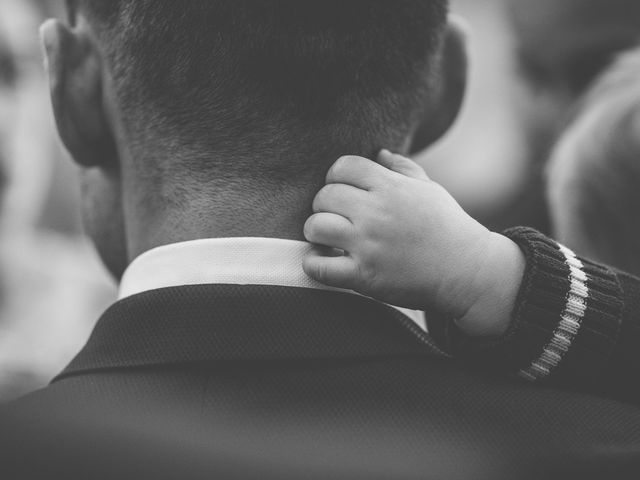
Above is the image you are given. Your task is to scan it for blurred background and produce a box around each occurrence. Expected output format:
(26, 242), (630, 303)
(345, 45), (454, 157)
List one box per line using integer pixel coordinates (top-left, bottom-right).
(1, 0), (638, 400)
(0, 0), (115, 401)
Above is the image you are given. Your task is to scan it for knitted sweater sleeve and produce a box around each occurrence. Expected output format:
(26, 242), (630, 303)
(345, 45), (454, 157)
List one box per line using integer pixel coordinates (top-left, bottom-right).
(427, 227), (640, 405)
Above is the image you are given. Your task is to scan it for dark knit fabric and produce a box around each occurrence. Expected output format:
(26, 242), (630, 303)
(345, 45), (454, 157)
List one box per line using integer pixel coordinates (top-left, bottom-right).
(428, 227), (635, 403)
(429, 228), (572, 373)
(551, 254), (624, 389)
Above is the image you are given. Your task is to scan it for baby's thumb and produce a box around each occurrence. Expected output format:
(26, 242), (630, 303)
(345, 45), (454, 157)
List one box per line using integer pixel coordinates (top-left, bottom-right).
(377, 150), (430, 180)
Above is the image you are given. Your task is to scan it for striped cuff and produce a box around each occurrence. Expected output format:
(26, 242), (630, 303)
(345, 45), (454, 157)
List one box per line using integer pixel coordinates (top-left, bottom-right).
(517, 243), (589, 381)
(429, 228), (624, 388)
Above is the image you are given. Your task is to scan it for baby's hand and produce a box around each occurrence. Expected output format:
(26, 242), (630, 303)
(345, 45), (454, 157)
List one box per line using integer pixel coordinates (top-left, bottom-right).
(303, 151), (525, 337)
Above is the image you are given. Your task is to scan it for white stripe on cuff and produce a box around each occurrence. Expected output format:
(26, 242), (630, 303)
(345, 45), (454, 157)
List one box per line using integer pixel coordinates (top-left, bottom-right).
(517, 244), (589, 382)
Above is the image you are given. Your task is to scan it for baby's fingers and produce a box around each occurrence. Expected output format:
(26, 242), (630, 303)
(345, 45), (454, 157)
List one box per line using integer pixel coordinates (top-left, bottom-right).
(304, 212), (355, 251)
(326, 155), (390, 190)
(313, 183), (367, 218)
(303, 249), (358, 290)
(377, 150), (430, 181)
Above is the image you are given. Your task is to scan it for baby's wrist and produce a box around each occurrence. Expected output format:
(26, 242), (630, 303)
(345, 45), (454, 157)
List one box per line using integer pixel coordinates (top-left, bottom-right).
(454, 233), (525, 337)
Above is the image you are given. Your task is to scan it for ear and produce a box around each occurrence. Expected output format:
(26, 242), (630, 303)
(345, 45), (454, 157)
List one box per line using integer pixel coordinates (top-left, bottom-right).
(40, 18), (118, 168)
(410, 14), (469, 155)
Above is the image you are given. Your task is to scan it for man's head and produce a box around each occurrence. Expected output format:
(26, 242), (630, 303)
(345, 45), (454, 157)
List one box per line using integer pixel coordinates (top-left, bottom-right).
(507, 0), (640, 166)
(41, 0), (465, 278)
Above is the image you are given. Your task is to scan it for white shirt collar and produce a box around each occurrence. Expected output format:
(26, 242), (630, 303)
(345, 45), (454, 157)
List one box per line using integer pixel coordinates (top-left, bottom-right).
(119, 237), (426, 330)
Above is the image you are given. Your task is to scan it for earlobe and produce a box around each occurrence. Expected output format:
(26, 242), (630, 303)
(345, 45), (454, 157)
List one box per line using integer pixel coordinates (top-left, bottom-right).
(40, 18), (117, 168)
(410, 14), (470, 155)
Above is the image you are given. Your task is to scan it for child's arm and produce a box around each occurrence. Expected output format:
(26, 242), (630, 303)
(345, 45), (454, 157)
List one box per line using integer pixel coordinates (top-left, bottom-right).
(302, 150), (526, 337)
(304, 151), (636, 405)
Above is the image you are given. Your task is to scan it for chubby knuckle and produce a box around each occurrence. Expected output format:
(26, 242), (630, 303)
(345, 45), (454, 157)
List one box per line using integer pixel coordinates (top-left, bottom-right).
(354, 238), (377, 264)
(329, 156), (351, 178)
(342, 222), (357, 242)
(368, 191), (391, 215)
(311, 190), (321, 210)
(322, 183), (340, 198)
(373, 175), (398, 195)
(313, 187), (328, 209)
(388, 156), (404, 171)
(388, 172), (406, 189)
(351, 207), (376, 234)
(316, 184), (341, 209)
(303, 215), (320, 239)
(313, 262), (329, 283)
(341, 155), (364, 165)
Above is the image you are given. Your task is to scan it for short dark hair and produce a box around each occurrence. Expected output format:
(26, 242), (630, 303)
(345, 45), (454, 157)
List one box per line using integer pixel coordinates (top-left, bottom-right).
(68, 0), (448, 180)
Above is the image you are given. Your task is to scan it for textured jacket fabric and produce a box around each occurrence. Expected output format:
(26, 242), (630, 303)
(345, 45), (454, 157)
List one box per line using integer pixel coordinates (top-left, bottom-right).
(430, 227), (640, 406)
(3, 284), (640, 479)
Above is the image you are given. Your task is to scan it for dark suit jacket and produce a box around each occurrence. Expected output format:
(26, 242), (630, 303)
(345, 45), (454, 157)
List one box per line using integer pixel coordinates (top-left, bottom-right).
(3, 284), (640, 479)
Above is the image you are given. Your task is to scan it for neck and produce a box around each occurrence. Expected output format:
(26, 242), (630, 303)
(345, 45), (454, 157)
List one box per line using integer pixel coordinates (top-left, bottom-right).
(124, 179), (321, 261)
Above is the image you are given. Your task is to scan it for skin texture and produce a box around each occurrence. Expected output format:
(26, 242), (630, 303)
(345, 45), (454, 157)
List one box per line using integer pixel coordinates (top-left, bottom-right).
(39, 11), (469, 280)
(303, 151), (525, 337)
